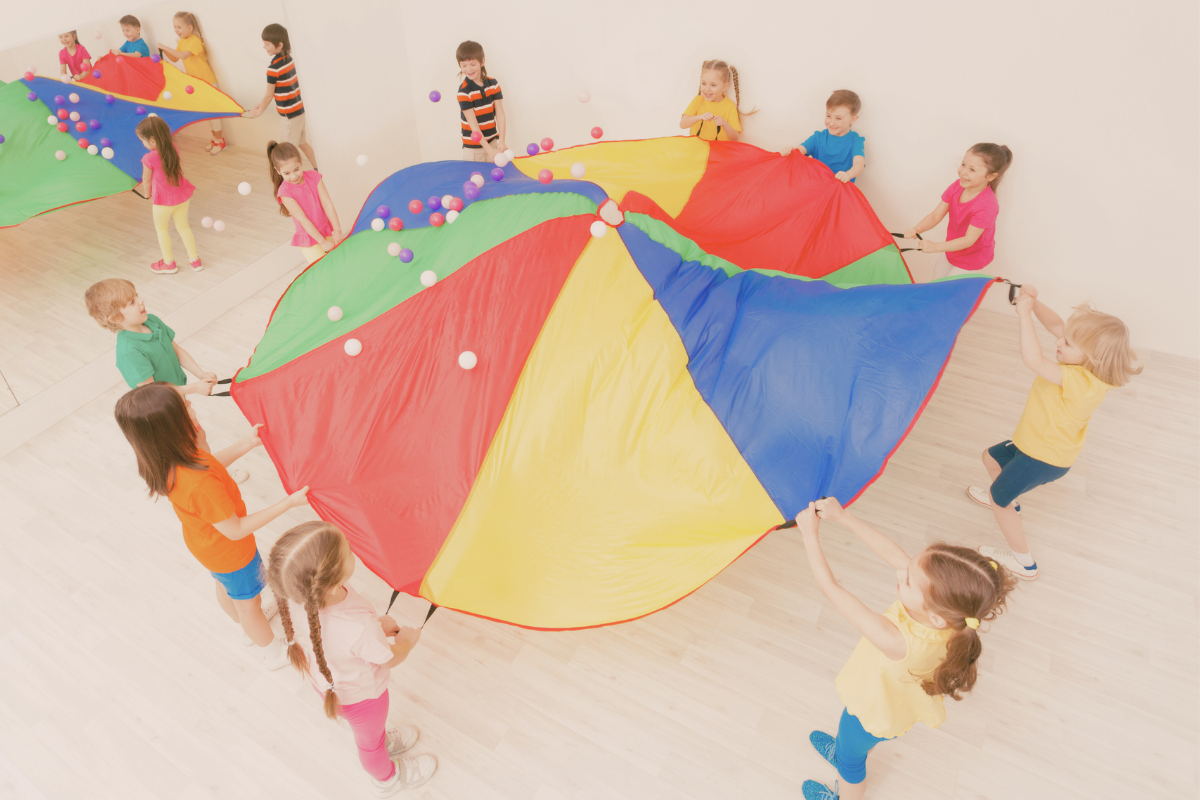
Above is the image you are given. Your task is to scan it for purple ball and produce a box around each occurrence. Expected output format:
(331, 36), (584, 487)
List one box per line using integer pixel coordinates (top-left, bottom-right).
(427, 196), (441, 211)
(54, 95), (65, 105)
(105, 94), (115, 104)
(399, 248), (414, 263)
(464, 184), (480, 201)
(150, 53), (161, 63)
(26, 92), (37, 101)
(92, 70), (101, 78)
(490, 167), (505, 182)
(0, 135), (5, 144)
(135, 106), (146, 115)
(429, 90), (441, 102)
(100, 138), (111, 147)
(88, 119), (101, 130)
(376, 205), (390, 218)
(526, 142), (540, 156)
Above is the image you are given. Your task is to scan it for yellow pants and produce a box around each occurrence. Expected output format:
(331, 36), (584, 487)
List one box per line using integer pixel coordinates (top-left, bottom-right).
(152, 200), (198, 264)
(300, 243), (326, 265)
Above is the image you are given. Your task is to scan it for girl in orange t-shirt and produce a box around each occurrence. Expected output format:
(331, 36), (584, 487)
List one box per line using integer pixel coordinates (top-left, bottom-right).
(115, 382), (310, 670)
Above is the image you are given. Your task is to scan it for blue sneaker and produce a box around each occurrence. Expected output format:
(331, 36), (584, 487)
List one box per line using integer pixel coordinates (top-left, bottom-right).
(802, 778), (839, 800)
(809, 730), (837, 769)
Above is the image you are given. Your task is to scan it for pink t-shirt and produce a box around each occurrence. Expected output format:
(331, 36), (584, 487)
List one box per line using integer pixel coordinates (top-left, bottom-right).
(276, 170), (333, 247)
(141, 150), (195, 206)
(287, 585), (393, 706)
(940, 181), (999, 271)
(59, 44), (92, 76)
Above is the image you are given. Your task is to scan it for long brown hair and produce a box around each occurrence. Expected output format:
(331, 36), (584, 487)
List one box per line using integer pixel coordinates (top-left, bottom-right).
(136, 117), (183, 187)
(968, 143), (1014, 195)
(266, 522), (349, 720)
(174, 11), (205, 41)
(455, 40), (488, 84)
(918, 544), (1017, 700)
(267, 141), (303, 217)
(699, 59), (758, 116)
(114, 383), (206, 497)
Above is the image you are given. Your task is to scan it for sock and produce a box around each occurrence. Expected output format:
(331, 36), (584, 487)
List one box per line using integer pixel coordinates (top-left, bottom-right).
(1010, 550), (1036, 568)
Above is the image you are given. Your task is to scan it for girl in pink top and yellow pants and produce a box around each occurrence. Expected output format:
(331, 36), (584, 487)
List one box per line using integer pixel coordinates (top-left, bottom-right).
(136, 117), (201, 275)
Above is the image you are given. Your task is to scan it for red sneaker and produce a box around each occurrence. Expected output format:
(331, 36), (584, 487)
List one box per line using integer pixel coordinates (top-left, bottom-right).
(190, 258), (204, 272)
(209, 139), (227, 156)
(150, 259), (178, 274)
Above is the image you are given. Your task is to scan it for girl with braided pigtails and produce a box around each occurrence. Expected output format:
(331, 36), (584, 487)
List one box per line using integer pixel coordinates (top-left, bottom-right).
(679, 59), (757, 142)
(266, 522), (438, 796)
(792, 498), (1016, 800)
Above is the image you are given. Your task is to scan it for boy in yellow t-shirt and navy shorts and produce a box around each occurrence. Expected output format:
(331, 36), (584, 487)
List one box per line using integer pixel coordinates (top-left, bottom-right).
(968, 285), (1140, 579)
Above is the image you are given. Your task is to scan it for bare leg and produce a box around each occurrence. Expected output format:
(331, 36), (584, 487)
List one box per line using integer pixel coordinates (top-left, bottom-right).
(299, 142), (318, 171)
(232, 594), (275, 647)
(214, 579), (240, 623)
(840, 780), (866, 800)
(982, 449), (1030, 552)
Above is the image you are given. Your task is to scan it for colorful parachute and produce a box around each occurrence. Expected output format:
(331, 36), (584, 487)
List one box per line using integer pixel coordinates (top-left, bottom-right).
(232, 137), (995, 629)
(0, 55), (242, 227)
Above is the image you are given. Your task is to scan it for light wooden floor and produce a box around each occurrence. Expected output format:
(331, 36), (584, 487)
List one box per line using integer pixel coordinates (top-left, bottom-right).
(0, 243), (1195, 797)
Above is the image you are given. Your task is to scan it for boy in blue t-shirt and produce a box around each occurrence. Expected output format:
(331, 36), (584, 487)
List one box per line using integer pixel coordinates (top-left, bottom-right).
(111, 15), (150, 58)
(795, 89), (866, 183)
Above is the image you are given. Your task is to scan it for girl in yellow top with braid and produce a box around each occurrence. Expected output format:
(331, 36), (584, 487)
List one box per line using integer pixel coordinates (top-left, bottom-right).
(679, 60), (755, 142)
(158, 12), (227, 154)
(795, 499), (1016, 800)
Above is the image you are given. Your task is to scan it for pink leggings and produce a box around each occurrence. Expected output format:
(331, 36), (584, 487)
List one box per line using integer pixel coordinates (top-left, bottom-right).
(340, 690), (396, 782)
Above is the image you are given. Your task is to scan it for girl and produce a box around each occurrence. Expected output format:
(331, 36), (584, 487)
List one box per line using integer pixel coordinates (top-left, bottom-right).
(136, 116), (201, 274)
(266, 522), (437, 795)
(795, 498), (1015, 800)
(456, 40), (507, 162)
(158, 12), (226, 155)
(679, 60), (755, 142)
(967, 286), (1140, 578)
(903, 143), (1013, 281)
(268, 141), (343, 265)
(58, 31), (92, 80)
(114, 383), (311, 669)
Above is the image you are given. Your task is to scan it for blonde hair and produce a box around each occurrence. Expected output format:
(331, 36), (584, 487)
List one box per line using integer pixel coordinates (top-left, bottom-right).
(1066, 304), (1142, 386)
(699, 60), (757, 116)
(173, 11), (204, 41)
(85, 278), (137, 332)
(265, 522), (349, 720)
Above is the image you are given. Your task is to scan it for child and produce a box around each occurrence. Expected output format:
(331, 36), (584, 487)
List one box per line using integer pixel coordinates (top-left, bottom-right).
(243, 25), (319, 170)
(903, 143), (1013, 280)
(967, 286), (1140, 578)
(266, 522), (438, 795)
(58, 31), (92, 80)
(796, 498), (1015, 800)
(111, 15), (150, 58)
(135, 116), (201, 274)
(679, 59), (754, 142)
(114, 383), (311, 668)
(268, 141), (342, 265)
(455, 41), (506, 162)
(792, 90), (865, 183)
(158, 12), (225, 154)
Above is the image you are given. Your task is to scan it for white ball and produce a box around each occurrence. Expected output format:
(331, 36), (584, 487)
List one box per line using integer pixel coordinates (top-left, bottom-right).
(47, 115), (56, 125)
(26, 65), (37, 75)
(55, 150), (66, 161)
(458, 351), (477, 370)
(370, 218), (386, 232)
(237, 182), (251, 196)
(68, 92), (80, 103)
(61, 75), (71, 84)
(578, 90), (591, 103)
(419, 270), (437, 287)
(147, 112), (158, 118)
(590, 220), (607, 238)
(504, 149), (515, 160)
(87, 144), (98, 155)
(570, 162), (586, 179)
(162, 91), (173, 100)
(344, 338), (362, 356)
(201, 216), (213, 228)
(101, 146), (114, 159)
(445, 210), (459, 224)
(493, 152), (509, 168)
(69, 111), (80, 122)
(387, 242), (401, 257)
(441, 194), (453, 208)
(356, 154), (368, 166)
(470, 174), (485, 188)
(213, 220), (226, 232)
(93, 31), (102, 40)
(327, 306), (343, 321)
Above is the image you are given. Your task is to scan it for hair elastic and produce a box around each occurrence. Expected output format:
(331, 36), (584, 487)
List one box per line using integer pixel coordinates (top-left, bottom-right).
(988, 561), (998, 571)
(964, 617), (980, 629)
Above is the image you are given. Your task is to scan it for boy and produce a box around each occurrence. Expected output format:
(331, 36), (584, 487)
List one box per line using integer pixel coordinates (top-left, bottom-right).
(111, 15), (150, 58)
(243, 24), (319, 170)
(795, 89), (866, 183)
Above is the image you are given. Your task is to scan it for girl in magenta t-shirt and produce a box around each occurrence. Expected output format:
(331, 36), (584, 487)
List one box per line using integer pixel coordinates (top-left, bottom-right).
(903, 143), (1013, 280)
(268, 141), (343, 265)
(135, 117), (201, 275)
(58, 31), (92, 80)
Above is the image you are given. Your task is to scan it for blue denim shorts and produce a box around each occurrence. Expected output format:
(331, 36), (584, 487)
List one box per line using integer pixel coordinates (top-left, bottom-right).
(211, 550), (266, 600)
(988, 440), (1070, 508)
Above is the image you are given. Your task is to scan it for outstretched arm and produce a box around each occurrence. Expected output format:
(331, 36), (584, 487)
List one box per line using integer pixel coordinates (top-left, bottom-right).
(213, 424), (263, 467)
(243, 86), (274, 118)
(905, 201), (949, 239)
(814, 498), (910, 569)
(1015, 289), (1064, 385)
(212, 486), (309, 541)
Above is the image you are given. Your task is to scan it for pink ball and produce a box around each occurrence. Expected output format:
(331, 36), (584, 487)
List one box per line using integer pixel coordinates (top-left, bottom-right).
(537, 169), (553, 185)
(408, 199), (423, 214)
(448, 197), (463, 212)
(78, 138), (89, 148)
(470, 131), (482, 143)
(23, 71), (34, 81)
(388, 217), (403, 231)
(75, 121), (87, 132)
(590, 127), (603, 139)
(429, 212), (445, 227)
(540, 137), (554, 152)
(185, 85), (194, 94)
(116, 57), (124, 64)
(57, 109), (68, 120)
(56, 122), (68, 132)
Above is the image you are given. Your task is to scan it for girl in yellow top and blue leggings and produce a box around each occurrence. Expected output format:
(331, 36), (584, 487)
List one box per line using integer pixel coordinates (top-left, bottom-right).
(794, 499), (1016, 800)
(968, 285), (1141, 579)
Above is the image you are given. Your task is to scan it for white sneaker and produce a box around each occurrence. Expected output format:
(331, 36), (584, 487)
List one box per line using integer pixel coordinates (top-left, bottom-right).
(966, 485), (1021, 515)
(260, 594), (278, 622)
(386, 726), (420, 757)
(229, 468), (250, 484)
(371, 755), (437, 797)
(979, 545), (1038, 580)
(258, 637), (291, 670)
